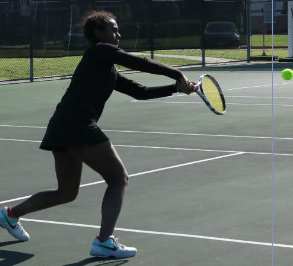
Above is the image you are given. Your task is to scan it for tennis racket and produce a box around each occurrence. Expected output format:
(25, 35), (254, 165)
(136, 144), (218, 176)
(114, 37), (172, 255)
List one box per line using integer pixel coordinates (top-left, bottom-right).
(193, 74), (226, 115)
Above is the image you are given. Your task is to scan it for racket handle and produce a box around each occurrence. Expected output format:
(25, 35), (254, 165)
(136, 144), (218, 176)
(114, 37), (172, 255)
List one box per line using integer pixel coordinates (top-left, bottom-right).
(191, 82), (199, 92)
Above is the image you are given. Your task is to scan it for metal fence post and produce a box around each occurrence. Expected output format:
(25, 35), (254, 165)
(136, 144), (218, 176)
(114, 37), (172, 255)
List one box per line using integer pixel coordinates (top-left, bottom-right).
(289, 0), (293, 57)
(202, 0), (206, 67)
(149, 0), (154, 60)
(29, 0), (34, 82)
(261, 7), (266, 56)
(246, 0), (251, 63)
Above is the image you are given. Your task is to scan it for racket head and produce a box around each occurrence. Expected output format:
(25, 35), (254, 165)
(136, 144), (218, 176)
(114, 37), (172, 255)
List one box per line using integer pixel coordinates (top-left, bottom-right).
(197, 74), (226, 115)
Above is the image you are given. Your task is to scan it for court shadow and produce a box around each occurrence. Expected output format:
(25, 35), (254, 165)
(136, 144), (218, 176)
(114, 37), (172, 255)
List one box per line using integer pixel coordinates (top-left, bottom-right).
(0, 240), (34, 266)
(0, 250), (34, 266)
(0, 240), (22, 248)
(62, 258), (128, 266)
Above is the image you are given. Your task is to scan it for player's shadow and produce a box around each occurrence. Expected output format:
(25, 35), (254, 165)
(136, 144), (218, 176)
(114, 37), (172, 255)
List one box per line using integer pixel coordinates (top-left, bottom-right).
(0, 240), (34, 266)
(62, 258), (128, 266)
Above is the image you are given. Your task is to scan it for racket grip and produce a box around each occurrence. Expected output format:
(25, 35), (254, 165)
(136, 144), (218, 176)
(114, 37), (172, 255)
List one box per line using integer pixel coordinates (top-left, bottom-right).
(191, 82), (199, 92)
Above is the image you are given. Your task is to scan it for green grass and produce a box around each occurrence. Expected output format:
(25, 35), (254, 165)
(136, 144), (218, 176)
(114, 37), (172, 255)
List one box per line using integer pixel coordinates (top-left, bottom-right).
(0, 57), (82, 80)
(156, 48), (288, 60)
(121, 34), (288, 49)
(0, 58), (30, 80)
(251, 34), (288, 47)
(0, 55), (198, 81)
(117, 55), (199, 71)
(155, 34), (289, 59)
(120, 36), (201, 50)
(0, 34), (290, 81)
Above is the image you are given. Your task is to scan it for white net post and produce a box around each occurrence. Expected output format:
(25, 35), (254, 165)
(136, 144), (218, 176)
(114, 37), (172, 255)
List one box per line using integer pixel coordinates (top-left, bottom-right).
(289, 0), (293, 57)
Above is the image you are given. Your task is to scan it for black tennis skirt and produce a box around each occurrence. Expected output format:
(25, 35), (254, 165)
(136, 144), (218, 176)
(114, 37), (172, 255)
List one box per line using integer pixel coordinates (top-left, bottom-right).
(40, 112), (109, 152)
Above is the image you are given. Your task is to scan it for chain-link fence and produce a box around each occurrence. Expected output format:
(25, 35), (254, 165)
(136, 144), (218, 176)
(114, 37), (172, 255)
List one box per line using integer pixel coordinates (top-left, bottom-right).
(248, 0), (292, 61)
(0, 0), (291, 83)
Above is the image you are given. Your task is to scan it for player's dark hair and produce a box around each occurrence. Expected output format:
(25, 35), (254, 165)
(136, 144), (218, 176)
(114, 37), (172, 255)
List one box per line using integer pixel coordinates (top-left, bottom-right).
(83, 11), (116, 44)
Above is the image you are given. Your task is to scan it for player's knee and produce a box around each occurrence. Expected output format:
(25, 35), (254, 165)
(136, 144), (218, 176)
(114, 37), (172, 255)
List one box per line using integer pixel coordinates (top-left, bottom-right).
(116, 173), (129, 188)
(122, 173), (129, 187)
(108, 172), (129, 188)
(120, 168), (129, 187)
(57, 189), (78, 204)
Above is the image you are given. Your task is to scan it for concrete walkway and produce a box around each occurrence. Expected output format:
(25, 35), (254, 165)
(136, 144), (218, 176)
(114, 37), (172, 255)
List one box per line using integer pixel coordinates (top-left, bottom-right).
(132, 52), (232, 64)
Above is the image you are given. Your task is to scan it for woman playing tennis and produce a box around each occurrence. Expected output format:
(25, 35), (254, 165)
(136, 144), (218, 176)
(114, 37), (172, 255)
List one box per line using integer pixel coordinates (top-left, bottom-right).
(0, 11), (195, 258)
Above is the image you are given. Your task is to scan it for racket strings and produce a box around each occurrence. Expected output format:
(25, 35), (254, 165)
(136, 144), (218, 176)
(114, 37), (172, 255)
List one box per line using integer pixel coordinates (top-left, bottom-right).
(202, 78), (225, 113)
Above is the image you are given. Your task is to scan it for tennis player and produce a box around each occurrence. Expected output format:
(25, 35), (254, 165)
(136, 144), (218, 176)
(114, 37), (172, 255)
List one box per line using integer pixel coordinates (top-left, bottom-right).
(0, 11), (195, 258)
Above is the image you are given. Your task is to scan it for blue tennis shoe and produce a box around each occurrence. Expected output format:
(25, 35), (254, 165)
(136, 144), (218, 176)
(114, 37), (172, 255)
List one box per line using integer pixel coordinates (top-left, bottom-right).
(90, 235), (137, 258)
(0, 207), (30, 241)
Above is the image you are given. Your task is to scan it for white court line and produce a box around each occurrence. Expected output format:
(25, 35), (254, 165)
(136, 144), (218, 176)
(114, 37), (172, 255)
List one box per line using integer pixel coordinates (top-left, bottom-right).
(0, 152), (243, 205)
(0, 125), (46, 129)
(0, 138), (292, 156)
(162, 82), (293, 94)
(227, 102), (293, 107)
(128, 152), (243, 177)
(131, 100), (293, 107)
(104, 130), (293, 141)
(20, 218), (293, 249)
(114, 144), (293, 157)
(0, 138), (41, 143)
(171, 94), (293, 99)
(227, 82), (293, 91)
(225, 96), (293, 99)
(1, 125), (292, 140)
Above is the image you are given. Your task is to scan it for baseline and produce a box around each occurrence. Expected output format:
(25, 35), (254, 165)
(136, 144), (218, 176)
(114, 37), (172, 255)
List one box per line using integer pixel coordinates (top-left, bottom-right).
(131, 99), (293, 107)
(0, 125), (292, 140)
(20, 217), (293, 250)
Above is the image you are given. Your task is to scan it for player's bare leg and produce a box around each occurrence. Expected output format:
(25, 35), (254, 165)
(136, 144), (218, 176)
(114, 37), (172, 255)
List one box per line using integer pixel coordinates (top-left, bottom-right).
(69, 141), (137, 258)
(1, 151), (83, 241)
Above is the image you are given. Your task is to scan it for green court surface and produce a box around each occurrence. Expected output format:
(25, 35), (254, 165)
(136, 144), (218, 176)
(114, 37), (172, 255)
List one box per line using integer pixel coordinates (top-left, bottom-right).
(1, 67), (293, 266)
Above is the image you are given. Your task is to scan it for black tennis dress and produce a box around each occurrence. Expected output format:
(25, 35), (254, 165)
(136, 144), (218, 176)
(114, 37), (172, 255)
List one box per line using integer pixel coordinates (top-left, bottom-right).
(40, 43), (182, 151)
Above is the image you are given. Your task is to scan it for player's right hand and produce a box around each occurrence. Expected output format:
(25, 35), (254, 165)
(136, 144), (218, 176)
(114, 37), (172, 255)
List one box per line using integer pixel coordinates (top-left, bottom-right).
(176, 74), (196, 95)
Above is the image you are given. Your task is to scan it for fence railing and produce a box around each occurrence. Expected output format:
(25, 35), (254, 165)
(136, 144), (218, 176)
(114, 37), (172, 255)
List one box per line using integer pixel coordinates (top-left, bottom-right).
(248, 0), (292, 61)
(0, 0), (291, 83)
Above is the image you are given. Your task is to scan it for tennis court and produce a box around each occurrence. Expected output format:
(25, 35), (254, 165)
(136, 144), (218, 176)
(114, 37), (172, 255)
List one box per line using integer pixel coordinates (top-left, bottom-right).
(1, 65), (293, 266)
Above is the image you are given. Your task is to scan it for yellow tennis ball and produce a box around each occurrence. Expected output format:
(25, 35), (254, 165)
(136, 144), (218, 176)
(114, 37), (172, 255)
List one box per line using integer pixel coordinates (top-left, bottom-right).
(282, 69), (293, 80)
